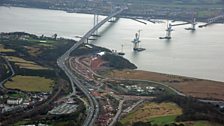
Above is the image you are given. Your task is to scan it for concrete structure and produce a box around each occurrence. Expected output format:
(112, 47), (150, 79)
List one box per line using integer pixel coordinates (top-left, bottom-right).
(57, 7), (127, 126)
(49, 103), (78, 115)
(7, 98), (23, 105)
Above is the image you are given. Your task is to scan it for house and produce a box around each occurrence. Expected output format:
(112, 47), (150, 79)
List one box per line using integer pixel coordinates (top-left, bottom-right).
(7, 98), (23, 105)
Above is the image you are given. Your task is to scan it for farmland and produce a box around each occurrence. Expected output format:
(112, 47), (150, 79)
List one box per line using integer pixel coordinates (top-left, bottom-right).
(0, 44), (15, 52)
(120, 102), (182, 126)
(4, 75), (54, 92)
(6, 56), (47, 70)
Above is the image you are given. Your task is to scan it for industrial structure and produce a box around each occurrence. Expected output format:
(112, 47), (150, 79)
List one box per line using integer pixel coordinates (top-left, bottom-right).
(93, 13), (99, 36)
(160, 18), (197, 39)
(57, 7), (127, 126)
(185, 18), (197, 30)
(132, 30), (145, 51)
(159, 21), (174, 39)
(199, 14), (224, 28)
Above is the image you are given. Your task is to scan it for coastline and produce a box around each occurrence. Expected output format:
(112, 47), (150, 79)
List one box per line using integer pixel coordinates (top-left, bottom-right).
(70, 43), (224, 101)
(106, 69), (224, 101)
(0, 5), (219, 23)
(1, 9), (224, 100)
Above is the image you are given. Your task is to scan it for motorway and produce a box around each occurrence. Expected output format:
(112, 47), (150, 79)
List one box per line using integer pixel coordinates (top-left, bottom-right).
(57, 7), (127, 126)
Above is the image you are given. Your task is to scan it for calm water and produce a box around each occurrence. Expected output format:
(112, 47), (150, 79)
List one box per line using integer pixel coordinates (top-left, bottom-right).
(0, 7), (224, 82)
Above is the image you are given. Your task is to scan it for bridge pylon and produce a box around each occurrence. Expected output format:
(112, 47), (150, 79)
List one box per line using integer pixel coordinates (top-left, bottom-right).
(108, 4), (116, 22)
(93, 13), (99, 36)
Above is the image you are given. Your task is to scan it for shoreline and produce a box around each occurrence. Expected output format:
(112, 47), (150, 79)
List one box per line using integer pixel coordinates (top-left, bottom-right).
(69, 43), (224, 100)
(107, 69), (224, 100)
(68, 42), (224, 101)
(1, 5), (223, 24)
(1, 31), (224, 101)
(0, 8), (223, 82)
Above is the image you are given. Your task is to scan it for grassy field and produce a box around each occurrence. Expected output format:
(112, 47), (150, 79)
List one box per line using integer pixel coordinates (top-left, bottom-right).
(15, 62), (47, 70)
(23, 46), (41, 56)
(28, 38), (55, 43)
(7, 92), (27, 99)
(183, 121), (223, 126)
(120, 102), (182, 126)
(6, 56), (47, 70)
(149, 115), (177, 125)
(0, 44), (15, 52)
(106, 70), (224, 100)
(7, 56), (36, 64)
(5, 75), (54, 92)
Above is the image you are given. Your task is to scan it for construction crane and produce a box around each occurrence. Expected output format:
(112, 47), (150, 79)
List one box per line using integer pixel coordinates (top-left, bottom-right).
(185, 18), (197, 30)
(159, 18), (197, 39)
(131, 30), (145, 51)
(159, 21), (174, 39)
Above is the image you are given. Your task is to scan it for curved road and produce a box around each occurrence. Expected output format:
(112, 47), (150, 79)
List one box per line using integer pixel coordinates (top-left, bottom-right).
(57, 7), (127, 126)
(0, 56), (15, 90)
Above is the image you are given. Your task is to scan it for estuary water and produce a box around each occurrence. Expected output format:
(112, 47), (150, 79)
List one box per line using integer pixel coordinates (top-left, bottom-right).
(0, 6), (224, 82)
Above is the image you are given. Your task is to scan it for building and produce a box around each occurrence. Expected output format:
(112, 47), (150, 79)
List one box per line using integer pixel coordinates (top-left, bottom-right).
(7, 98), (23, 105)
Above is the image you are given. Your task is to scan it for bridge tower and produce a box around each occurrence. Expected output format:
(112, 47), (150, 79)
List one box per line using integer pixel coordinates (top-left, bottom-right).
(192, 18), (197, 30)
(93, 13), (99, 35)
(159, 21), (173, 40)
(92, 0), (100, 36)
(108, 3), (116, 22)
(165, 23), (173, 39)
(132, 30), (141, 50)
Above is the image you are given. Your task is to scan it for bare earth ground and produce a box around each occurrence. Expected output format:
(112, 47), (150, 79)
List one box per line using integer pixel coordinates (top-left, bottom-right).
(106, 70), (224, 100)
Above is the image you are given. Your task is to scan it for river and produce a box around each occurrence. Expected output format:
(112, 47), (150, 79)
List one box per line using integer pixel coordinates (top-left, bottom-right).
(0, 6), (224, 82)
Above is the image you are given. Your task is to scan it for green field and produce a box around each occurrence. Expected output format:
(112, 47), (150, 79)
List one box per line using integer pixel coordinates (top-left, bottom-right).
(121, 103), (222, 126)
(28, 38), (56, 44)
(7, 92), (27, 99)
(5, 75), (54, 92)
(150, 115), (177, 125)
(183, 121), (223, 126)
(121, 102), (182, 126)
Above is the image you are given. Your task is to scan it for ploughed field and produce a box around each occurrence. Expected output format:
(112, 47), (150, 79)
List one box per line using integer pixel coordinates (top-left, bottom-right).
(6, 56), (47, 70)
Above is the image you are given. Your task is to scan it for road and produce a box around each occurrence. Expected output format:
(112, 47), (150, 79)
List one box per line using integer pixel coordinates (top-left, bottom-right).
(58, 57), (99, 126)
(123, 99), (144, 113)
(109, 99), (124, 126)
(112, 78), (186, 97)
(0, 56), (15, 90)
(57, 7), (127, 126)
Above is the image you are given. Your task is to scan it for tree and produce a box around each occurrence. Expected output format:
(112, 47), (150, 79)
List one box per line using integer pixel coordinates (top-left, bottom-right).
(132, 121), (151, 126)
(52, 33), (57, 40)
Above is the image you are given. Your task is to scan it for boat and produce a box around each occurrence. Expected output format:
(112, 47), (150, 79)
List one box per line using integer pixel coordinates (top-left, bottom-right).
(118, 52), (125, 55)
(185, 28), (196, 30)
(133, 48), (146, 52)
(91, 34), (101, 37)
(118, 44), (125, 56)
(159, 36), (171, 39)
